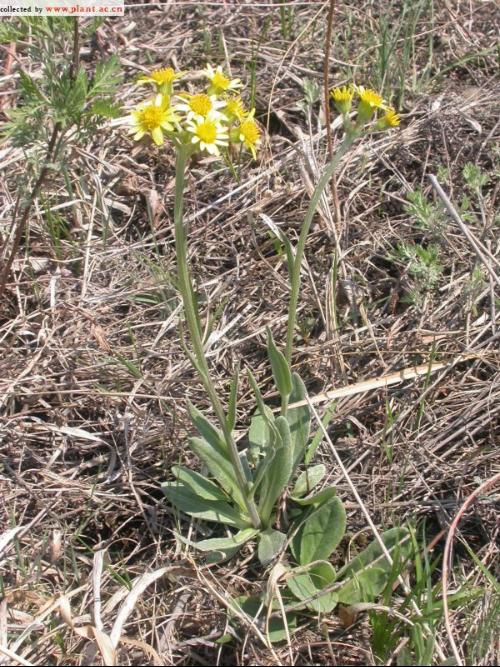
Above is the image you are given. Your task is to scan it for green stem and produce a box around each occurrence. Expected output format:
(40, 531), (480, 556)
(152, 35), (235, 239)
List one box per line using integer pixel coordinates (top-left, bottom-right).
(173, 147), (261, 529)
(283, 135), (354, 388)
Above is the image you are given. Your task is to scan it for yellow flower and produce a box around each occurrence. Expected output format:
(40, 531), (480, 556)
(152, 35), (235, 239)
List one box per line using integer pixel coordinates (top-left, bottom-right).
(177, 93), (226, 121)
(129, 94), (178, 146)
(237, 109), (260, 159)
(186, 112), (229, 155)
(376, 107), (401, 130)
(355, 85), (386, 123)
(138, 67), (184, 94)
(330, 86), (353, 114)
(203, 64), (241, 94)
(224, 95), (247, 121)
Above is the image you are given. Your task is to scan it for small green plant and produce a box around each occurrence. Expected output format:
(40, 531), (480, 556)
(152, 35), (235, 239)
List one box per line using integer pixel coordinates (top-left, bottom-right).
(0, 17), (121, 295)
(391, 241), (443, 305)
(405, 189), (446, 235)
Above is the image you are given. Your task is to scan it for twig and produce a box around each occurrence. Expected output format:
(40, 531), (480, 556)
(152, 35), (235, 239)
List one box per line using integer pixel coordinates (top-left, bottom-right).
(441, 472), (500, 666)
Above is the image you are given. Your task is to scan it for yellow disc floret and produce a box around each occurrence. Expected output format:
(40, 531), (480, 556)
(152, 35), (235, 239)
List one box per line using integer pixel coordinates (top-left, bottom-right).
(355, 85), (386, 124)
(225, 95), (247, 121)
(129, 94), (178, 146)
(330, 86), (353, 114)
(188, 94), (213, 117)
(186, 112), (229, 156)
(383, 108), (400, 127)
(237, 110), (260, 159)
(196, 119), (217, 144)
(203, 64), (241, 94)
(138, 67), (184, 94)
(376, 107), (401, 131)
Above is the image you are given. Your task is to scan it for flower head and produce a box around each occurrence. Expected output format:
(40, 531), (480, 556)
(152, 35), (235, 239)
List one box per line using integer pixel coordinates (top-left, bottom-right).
(376, 107), (401, 130)
(129, 94), (178, 146)
(236, 109), (260, 159)
(177, 93), (226, 121)
(355, 85), (386, 123)
(186, 112), (229, 155)
(138, 67), (184, 94)
(330, 86), (354, 114)
(224, 95), (247, 121)
(203, 64), (241, 94)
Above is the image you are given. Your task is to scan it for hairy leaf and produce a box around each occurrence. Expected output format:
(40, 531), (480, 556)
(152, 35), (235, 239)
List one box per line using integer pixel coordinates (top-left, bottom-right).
(258, 529), (287, 566)
(287, 373), (310, 467)
(292, 496), (346, 565)
(266, 328), (292, 398)
(162, 481), (250, 529)
(287, 562), (338, 613)
(292, 464), (326, 497)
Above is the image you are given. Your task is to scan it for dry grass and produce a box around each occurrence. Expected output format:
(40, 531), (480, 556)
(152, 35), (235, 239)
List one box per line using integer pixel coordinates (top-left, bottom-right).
(1, 1), (499, 665)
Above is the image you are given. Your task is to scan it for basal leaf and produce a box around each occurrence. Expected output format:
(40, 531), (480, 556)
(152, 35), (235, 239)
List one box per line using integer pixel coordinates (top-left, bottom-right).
(188, 436), (246, 510)
(188, 402), (227, 456)
(287, 373), (311, 467)
(292, 496), (346, 565)
(161, 481), (250, 529)
(189, 528), (259, 552)
(171, 465), (228, 502)
(287, 561), (338, 613)
(258, 529), (287, 566)
(257, 417), (293, 524)
(292, 464), (326, 497)
(337, 527), (411, 580)
(336, 566), (388, 605)
(290, 486), (337, 507)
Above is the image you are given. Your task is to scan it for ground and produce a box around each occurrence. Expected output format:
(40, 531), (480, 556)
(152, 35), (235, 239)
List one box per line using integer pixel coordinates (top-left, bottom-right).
(0, 1), (499, 665)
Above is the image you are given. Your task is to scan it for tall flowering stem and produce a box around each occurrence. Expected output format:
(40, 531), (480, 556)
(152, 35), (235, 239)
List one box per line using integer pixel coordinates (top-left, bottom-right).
(282, 134), (354, 413)
(173, 146), (261, 529)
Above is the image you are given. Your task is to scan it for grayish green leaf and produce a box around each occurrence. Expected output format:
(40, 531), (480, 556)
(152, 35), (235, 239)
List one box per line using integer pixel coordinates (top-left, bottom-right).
(292, 464), (326, 497)
(188, 436), (246, 510)
(188, 403), (227, 456)
(257, 417), (293, 524)
(287, 562), (338, 613)
(161, 481), (249, 528)
(258, 529), (287, 566)
(266, 328), (292, 398)
(287, 373), (311, 467)
(292, 496), (346, 565)
(171, 465), (228, 502)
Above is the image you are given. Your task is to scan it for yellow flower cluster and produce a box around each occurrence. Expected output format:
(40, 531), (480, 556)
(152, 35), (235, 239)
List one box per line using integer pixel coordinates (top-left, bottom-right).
(129, 64), (261, 158)
(330, 84), (400, 131)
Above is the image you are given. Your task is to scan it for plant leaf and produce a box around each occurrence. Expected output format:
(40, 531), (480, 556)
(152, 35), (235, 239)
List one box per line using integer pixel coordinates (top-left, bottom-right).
(188, 402), (227, 456)
(171, 465), (228, 502)
(161, 481), (250, 529)
(287, 373), (311, 467)
(248, 405), (274, 463)
(292, 496), (346, 565)
(226, 363), (240, 432)
(266, 328), (292, 398)
(292, 464), (326, 497)
(257, 417), (293, 524)
(287, 562), (338, 613)
(188, 528), (259, 552)
(258, 529), (287, 566)
(336, 527), (411, 580)
(336, 566), (388, 605)
(188, 436), (246, 510)
(290, 486), (337, 506)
